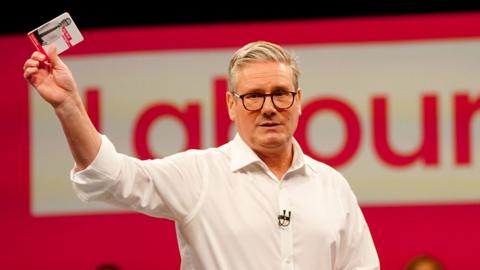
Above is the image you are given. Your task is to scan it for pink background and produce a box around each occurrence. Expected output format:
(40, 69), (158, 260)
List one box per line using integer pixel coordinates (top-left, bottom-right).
(2, 12), (480, 269)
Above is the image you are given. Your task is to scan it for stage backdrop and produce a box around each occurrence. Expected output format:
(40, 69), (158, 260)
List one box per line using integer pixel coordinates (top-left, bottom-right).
(1, 12), (479, 269)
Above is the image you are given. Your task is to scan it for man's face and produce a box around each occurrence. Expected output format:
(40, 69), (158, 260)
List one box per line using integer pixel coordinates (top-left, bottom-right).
(227, 61), (302, 154)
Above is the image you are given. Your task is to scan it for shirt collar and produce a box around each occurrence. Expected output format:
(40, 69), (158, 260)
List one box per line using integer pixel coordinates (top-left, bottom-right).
(290, 137), (306, 172)
(229, 133), (306, 173)
(229, 134), (262, 172)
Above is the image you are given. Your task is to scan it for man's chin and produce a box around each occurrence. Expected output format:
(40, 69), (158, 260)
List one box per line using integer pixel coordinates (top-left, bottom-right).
(258, 135), (288, 149)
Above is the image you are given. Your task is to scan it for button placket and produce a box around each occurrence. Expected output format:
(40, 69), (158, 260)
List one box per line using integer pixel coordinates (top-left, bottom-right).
(278, 183), (294, 270)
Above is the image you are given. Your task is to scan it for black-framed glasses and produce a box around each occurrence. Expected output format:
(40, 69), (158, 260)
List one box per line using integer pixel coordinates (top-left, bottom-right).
(233, 91), (297, 111)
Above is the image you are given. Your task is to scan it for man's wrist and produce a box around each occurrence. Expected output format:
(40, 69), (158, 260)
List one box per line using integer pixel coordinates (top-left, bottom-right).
(53, 93), (84, 117)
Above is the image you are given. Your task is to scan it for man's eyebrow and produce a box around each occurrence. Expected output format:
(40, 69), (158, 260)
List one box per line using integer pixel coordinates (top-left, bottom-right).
(242, 85), (291, 93)
(272, 86), (291, 91)
(241, 88), (265, 94)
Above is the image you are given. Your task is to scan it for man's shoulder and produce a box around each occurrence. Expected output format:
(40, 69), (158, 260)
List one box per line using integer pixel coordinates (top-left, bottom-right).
(302, 154), (341, 176)
(302, 154), (355, 194)
(167, 143), (230, 161)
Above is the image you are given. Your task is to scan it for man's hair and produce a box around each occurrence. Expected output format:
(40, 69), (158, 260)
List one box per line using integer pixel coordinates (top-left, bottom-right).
(405, 255), (444, 270)
(227, 41), (300, 93)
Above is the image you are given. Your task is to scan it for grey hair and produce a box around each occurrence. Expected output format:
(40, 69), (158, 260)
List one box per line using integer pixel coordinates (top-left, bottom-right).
(227, 41), (300, 93)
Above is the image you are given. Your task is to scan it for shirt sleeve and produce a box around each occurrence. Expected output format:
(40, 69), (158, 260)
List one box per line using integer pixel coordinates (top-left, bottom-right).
(70, 134), (204, 222)
(335, 172), (380, 270)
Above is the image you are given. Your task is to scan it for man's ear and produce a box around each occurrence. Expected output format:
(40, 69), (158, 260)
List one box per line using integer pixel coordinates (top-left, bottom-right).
(226, 91), (236, 120)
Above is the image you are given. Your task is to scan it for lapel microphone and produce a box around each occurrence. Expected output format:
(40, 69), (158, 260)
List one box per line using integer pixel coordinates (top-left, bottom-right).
(278, 209), (291, 227)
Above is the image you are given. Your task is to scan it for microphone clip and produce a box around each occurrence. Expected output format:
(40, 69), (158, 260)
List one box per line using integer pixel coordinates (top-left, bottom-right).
(278, 210), (291, 227)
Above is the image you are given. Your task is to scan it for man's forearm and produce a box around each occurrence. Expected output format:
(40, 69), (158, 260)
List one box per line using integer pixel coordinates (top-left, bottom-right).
(54, 94), (101, 172)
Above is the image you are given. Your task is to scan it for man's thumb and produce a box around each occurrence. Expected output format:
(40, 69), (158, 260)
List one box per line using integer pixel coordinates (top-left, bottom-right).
(47, 44), (65, 67)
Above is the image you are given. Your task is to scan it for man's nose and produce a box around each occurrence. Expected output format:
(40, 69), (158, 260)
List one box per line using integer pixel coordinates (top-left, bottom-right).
(261, 95), (277, 113)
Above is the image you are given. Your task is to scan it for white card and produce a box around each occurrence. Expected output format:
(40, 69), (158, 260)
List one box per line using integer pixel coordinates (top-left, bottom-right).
(27, 12), (84, 55)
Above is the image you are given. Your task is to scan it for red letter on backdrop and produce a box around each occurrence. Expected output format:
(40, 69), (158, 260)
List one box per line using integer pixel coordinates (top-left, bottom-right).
(214, 78), (233, 146)
(455, 92), (480, 165)
(372, 95), (438, 167)
(85, 88), (101, 132)
(296, 97), (361, 167)
(133, 103), (201, 160)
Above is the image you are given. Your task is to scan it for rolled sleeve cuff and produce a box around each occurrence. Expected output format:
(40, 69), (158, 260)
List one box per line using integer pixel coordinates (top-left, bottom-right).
(70, 134), (121, 201)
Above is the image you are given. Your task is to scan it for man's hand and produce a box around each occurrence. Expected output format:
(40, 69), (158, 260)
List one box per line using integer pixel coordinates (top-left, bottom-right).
(23, 45), (78, 108)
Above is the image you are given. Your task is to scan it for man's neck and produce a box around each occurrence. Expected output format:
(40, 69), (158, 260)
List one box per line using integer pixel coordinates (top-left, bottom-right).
(255, 144), (294, 181)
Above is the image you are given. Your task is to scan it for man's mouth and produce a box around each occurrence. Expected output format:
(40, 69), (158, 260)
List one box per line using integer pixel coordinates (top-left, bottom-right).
(260, 122), (280, 127)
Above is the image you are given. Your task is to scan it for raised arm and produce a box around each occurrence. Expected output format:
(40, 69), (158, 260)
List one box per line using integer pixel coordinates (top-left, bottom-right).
(23, 46), (100, 171)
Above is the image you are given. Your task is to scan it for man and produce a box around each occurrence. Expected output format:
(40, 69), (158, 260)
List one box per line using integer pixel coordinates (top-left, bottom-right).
(405, 255), (444, 270)
(23, 41), (379, 269)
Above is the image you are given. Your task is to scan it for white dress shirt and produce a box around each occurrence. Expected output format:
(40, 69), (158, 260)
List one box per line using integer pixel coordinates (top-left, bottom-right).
(71, 134), (379, 270)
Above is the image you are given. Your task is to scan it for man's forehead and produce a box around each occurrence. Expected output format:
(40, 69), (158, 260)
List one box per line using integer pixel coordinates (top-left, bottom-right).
(236, 62), (293, 90)
(237, 61), (289, 74)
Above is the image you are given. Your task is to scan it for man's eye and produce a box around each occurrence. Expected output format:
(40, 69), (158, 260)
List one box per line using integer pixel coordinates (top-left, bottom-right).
(246, 93), (263, 99)
(273, 91), (289, 97)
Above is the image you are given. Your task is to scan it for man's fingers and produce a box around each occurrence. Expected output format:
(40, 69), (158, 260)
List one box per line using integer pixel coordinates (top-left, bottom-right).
(23, 67), (39, 80)
(31, 51), (46, 62)
(23, 59), (40, 70)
